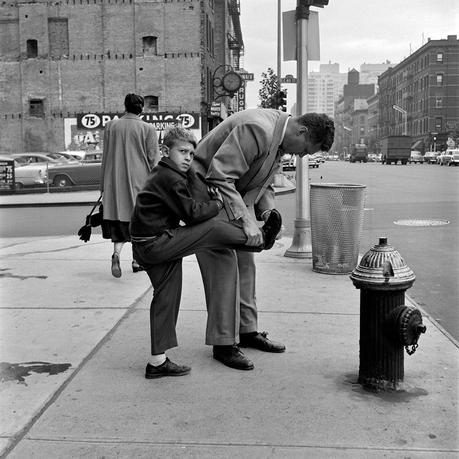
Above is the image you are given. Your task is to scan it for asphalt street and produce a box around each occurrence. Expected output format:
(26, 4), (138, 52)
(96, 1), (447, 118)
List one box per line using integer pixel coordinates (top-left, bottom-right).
(280, 161), (458, 340)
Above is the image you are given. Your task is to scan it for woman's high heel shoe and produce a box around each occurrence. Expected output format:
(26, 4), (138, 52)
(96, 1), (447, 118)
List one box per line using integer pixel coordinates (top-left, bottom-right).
(111, 253), (122, 278)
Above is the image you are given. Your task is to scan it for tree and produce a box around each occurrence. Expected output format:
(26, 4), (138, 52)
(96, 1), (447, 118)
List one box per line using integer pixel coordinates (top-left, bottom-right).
(258, 68), (279, 108)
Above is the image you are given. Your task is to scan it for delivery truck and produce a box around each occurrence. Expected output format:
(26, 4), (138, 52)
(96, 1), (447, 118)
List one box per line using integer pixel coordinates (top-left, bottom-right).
(380, 135), (412, 165)
(349, 144), (368, 163)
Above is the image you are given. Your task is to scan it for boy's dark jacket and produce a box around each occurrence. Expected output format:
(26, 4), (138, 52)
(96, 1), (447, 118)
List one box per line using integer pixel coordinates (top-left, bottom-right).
(130, 157), (221, 237)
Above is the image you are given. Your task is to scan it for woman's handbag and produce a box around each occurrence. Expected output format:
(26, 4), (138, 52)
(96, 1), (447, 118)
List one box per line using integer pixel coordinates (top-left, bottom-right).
(78, 194), (103, 242)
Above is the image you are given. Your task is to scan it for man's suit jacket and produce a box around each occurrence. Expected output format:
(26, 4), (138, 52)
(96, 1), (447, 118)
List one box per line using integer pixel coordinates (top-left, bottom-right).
(193, 108), (290, 221)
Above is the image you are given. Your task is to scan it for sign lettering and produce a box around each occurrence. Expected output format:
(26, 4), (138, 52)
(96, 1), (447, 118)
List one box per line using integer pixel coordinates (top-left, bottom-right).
(77, 112), (200, 130)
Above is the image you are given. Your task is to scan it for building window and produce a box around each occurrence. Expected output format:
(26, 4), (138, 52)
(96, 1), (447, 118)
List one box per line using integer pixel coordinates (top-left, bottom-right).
(436, 74), (443, 86)
(48, 18), (69, 58)
(435, 117), (442, 131)
(26, 39), (38, 58)
(435, 97), (443, 108)
(436, 52), (443, 63)
(29, 99), (44, 117)
(144, 95), (158, 111)
(142, 36), (157, 55)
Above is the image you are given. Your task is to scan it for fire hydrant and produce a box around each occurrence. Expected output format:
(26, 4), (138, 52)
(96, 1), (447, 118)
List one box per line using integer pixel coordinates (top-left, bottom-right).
(350, 237), (426, 391)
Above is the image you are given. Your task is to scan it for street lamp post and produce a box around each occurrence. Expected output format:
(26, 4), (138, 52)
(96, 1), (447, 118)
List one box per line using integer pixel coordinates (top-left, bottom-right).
(392, 104), (407, 135)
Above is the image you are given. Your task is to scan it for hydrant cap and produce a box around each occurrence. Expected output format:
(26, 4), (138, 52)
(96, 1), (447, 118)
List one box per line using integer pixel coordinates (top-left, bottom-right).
(350, 237), (415, 290)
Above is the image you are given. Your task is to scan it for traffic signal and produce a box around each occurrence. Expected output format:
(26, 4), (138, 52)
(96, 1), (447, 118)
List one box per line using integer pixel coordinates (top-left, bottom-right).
(278, 90), (287, 111)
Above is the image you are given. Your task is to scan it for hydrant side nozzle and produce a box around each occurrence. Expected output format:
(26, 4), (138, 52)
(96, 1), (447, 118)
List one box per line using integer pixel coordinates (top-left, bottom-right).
(417, 324), (427, 334)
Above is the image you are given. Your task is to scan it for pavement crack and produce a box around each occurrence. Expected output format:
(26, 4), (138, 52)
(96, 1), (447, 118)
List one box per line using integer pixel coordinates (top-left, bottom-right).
(0, 269), (47, 280)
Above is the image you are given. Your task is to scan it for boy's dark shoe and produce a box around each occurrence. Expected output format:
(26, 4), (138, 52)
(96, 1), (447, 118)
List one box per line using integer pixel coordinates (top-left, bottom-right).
(239, 331), (286, 353)
(261, 209), (282, 249)
(145, 358), (191, 379)
(213, 345), (254, 370)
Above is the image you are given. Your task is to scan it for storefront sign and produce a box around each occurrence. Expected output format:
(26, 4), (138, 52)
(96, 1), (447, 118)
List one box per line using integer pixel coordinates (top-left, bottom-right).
(77, 112), (200, 130)
(0, 160), (15, 190)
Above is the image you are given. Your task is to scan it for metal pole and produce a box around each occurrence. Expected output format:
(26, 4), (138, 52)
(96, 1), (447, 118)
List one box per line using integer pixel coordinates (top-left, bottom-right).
(277, 0), (282, 89)
(284, 1), (312, 258)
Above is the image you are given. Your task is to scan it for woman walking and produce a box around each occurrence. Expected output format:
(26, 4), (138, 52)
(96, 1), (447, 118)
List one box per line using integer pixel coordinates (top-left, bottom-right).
(100, 93), (160, 277)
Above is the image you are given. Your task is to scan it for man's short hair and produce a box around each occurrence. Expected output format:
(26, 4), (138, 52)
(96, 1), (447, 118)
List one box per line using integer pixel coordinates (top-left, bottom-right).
(162, 126), (197, 149)
(124, 93), (144, 115)
(297, 113), (335, 152)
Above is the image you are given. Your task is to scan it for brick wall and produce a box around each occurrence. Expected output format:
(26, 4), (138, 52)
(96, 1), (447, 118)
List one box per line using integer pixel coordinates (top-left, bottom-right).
(0, 0), (210, 153)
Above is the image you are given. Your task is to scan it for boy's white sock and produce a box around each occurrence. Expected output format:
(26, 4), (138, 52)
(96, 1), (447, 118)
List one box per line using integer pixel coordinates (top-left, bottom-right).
(149, 353), (166, 367)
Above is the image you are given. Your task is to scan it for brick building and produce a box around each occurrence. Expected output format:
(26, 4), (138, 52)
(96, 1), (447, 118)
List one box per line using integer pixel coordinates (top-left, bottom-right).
(378, 35), (459, 152)
(0, 0), (244, 153)
(334, 69), (375, 156)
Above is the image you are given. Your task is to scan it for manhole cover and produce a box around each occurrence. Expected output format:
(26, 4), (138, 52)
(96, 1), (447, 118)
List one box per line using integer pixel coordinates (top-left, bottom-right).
(394, 219), (450, 227)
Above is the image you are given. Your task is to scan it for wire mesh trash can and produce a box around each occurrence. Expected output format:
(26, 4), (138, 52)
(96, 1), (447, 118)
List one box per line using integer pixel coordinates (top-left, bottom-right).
(310, 183), (366, 274)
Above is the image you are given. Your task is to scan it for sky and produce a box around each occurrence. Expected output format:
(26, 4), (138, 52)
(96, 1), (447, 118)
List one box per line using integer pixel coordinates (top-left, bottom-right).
(239, 0), (459, 109)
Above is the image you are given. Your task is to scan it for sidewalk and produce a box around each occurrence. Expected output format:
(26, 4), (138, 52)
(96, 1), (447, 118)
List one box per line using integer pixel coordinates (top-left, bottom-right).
(0, 231), (458, 457)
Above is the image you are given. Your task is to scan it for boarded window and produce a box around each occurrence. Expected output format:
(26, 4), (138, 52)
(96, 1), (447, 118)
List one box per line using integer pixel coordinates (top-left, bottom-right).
(29, 99), (44, 117)
(144, 95), (158, 111)
(0, 19), (20, 58)
(27, 39), (38, 58)
(142, 36), (157, 55)
(48, 18), (69, 58)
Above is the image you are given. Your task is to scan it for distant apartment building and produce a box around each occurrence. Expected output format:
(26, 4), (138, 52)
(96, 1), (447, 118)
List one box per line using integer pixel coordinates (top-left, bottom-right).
(378, 35), (459, 152)
(306, 62), (390, 121)
(367, 93), (379, 153)
(307, 62), (347, 118)
(0, 0), (244, 153)
(359, 62), (393, 88)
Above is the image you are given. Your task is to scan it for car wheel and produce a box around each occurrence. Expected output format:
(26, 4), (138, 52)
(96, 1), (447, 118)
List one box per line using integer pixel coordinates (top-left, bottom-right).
(15, 182), (24, 189)
(53, 175), (72, 187)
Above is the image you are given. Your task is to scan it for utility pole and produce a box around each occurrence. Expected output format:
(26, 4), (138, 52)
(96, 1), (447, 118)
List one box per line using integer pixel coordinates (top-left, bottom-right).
(284, 0), (329, 258)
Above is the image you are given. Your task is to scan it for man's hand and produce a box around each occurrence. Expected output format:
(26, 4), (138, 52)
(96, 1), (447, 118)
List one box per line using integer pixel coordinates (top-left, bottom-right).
(242, 215), (264, 246)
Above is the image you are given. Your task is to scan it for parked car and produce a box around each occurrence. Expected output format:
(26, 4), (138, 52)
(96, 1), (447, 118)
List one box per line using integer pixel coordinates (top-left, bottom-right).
(438, 149), (456, 166)
(424, 151), (439, 164)
(367, 153), (379, 162)
(282, 154), (319, 171)
(11, 152), (69, 165)
(311, 152), (325, 163)
(0, 155), (48, 188)
(48, 153), (102, 187)
(58, 150), (102, 161)
(409, 150), (424, 164)
(448, 151), (459, 166)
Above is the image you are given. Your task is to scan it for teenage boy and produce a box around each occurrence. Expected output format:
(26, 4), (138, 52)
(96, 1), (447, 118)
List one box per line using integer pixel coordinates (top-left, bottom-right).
(130, 127), (282, 379)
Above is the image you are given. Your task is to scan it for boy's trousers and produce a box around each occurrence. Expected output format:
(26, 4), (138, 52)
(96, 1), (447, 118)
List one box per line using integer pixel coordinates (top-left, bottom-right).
(132, 216), (258, 354)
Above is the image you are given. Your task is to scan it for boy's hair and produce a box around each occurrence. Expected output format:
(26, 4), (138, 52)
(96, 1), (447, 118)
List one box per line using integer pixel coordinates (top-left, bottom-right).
(162, 126), (198, 149)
